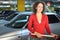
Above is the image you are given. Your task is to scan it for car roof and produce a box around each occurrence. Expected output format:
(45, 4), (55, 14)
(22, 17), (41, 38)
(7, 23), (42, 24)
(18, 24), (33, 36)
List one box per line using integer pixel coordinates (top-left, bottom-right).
(19, 12), (57, 15)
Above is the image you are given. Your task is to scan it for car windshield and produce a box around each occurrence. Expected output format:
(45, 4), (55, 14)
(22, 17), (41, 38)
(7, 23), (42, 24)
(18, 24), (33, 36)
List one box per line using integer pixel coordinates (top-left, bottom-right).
(47, 15), (60, 23)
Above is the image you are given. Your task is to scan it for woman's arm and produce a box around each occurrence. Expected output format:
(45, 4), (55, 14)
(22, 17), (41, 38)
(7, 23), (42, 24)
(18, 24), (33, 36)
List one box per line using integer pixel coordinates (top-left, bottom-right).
(45, 16), (52, 34)
(45, 16), (58, 39)
(28, 15), (35, 33)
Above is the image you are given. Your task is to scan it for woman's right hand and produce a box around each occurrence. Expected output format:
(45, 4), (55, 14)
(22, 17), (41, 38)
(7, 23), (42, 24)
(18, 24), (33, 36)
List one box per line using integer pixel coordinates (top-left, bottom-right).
(34, 32), (43, 38)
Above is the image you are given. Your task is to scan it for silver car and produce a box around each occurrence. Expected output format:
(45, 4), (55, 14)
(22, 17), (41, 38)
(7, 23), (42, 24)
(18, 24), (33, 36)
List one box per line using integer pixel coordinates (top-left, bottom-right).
(17, 12), (60, 37)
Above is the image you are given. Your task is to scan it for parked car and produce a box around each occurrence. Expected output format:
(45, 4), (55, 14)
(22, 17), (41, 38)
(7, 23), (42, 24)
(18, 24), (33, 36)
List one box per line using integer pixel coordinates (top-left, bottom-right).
(0, 10), (18, 20)
(16, 12), (60, 38)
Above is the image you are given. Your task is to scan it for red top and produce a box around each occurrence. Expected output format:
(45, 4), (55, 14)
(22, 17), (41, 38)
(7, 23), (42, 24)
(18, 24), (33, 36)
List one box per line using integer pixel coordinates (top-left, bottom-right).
(28, 14), (51, 35)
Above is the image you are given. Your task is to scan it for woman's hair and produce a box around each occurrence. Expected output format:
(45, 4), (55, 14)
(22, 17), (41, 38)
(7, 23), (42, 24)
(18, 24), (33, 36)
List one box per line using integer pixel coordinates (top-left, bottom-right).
(32, 1), (45, 14)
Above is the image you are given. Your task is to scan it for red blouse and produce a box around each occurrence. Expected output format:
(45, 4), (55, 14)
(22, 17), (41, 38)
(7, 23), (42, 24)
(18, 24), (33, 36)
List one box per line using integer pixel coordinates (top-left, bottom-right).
(28, 14), (51, 35)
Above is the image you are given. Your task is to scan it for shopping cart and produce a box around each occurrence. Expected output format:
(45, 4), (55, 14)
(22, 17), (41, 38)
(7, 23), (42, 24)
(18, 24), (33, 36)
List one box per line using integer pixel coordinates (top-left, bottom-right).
(27, 34), (57, 40)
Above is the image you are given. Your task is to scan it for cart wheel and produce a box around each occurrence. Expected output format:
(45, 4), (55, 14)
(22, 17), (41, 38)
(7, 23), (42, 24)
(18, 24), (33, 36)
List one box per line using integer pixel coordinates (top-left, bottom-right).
(18, 36), (21, 38)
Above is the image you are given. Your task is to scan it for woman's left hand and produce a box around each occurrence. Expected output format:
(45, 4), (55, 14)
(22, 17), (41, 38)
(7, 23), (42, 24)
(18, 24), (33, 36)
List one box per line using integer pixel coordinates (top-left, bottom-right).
(51, 33), (58, 39)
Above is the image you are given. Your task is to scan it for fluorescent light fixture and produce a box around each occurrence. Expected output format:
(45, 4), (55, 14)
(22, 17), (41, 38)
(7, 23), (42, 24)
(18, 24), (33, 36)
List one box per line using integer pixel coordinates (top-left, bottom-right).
(2, 1), (17, 4)
(0, 5), (10, 7)
(3, 1), (9, 4)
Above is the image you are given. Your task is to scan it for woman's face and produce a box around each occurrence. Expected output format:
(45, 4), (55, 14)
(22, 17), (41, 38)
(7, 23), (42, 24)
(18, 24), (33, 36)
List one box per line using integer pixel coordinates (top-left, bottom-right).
(36, 3), (43, 13)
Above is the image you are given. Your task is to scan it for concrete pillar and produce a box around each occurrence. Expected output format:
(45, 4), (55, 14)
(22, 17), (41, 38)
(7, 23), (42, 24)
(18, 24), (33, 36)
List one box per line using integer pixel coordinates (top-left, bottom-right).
(17, 0), (25, 12)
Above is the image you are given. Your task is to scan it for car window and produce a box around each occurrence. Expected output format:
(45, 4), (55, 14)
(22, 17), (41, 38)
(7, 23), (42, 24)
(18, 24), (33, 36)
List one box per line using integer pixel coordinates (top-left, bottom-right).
(17, 15), (29, 20)
(47, 15), (60, 23)
(14, 15), (29, 28)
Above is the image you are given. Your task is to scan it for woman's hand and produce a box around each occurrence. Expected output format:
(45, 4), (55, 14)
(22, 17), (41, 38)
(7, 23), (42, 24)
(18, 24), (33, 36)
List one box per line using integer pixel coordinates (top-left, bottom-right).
(51, 33), (58, 39)
(34, 32), (43, 38)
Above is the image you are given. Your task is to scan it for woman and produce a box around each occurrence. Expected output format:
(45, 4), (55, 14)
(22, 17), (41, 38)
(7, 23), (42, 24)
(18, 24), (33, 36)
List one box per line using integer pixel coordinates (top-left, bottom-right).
(28, 1), (58, 39)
